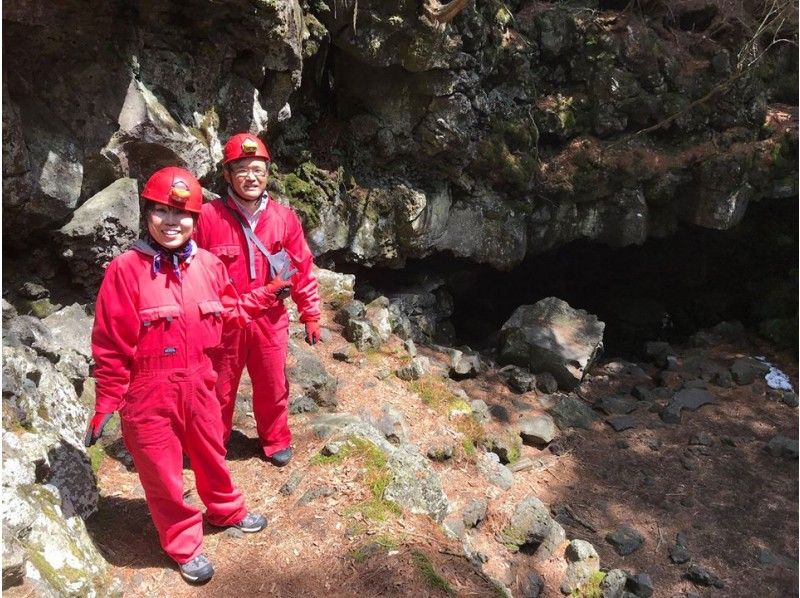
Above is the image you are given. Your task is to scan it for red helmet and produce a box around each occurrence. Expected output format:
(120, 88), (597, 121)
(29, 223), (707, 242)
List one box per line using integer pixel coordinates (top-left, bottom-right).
(141, 167), (203, 214)
(223, 133), (271, 165)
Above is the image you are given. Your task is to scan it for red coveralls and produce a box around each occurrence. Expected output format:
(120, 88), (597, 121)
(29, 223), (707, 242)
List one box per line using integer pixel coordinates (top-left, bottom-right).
(194, 195), (320, 456)
(92, 245), (278, 564)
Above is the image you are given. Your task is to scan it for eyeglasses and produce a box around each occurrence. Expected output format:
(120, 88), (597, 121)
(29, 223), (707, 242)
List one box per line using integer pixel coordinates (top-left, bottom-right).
(232, 167), (268, 180)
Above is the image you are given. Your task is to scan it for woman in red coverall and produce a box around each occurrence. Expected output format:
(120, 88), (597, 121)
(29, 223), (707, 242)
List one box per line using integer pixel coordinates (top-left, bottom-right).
(83, 167), (292, 584)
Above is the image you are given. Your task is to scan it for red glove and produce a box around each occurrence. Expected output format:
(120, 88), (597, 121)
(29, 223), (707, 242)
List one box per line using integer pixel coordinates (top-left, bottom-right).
(84, 412), (112, 447)
(305, 320), (322, 345)
(266, 275), (292, 300)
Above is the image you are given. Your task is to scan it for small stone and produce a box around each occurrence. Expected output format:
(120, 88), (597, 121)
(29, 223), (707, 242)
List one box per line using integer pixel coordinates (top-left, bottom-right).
(714, 369), (734, 387)
(549, 396), (598, 430)
(632, 385), (653, 401)
(685, 564), (724, 588)
(606, 524), (645, 556)
(600, 569), (627, 597)
(296, 486), (335, 507)
(404, 338), (417, 357)
(506, 366), (537, 393)
(669, 543), (690, 564)
(18, 281), (49, 299)
(462, 499), (488, 528)
(427, 445), (454, 461)
(767, 435), (799, 459)
(519, 415), (557, 446)
(375, 368), (392, 380)
(730, 357), (769, 385)
(289, 395), (319, 414)
(689, 431), (713, 446)
(781, 392), (799, 408)
(470, 399), (490, 422)
(518, 570), (544, 597)
(665, 355), (680, 371)
(334, 300), (365, 326)
(333, 345), (359, 363)
(396, 356), (429, 381)
(625, 573), (653, 597)
(443, 517), (465, 539)
(321, 441), (345, 456)
(596, 395), (639, 415)
(606, 415), (636, 432)
(279, 470), (306, 496)
(536, 372), (559, 394)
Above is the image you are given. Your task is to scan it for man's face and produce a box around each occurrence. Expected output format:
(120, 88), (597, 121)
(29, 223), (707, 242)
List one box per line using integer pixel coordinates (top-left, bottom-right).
(225, 157), (268, 202)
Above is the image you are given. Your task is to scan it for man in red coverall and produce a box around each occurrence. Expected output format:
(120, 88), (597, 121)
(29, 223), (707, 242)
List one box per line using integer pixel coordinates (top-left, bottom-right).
(84, 167), (292, 583)
(194, 133), (322, 466)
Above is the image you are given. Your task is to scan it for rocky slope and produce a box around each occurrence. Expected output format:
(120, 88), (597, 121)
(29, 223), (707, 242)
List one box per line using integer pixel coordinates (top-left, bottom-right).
(3, 272), (798, 596)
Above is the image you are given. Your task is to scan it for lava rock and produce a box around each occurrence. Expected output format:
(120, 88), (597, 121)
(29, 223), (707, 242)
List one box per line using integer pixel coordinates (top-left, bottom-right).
(606, 415), (637, 432)
(767, 435), (799, 459)
(685, 564), (724, 588)
(606, 524), (645, 556)
(730, 357), (770, 385)
(549, 395), (598, 430)
(625, 572), (654, 597)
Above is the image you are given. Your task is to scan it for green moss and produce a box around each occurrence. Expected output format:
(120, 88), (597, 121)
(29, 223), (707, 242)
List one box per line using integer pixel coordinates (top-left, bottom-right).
(411, 550), (455, 596)
(409, 378), (459, 413)
(314, 436), (400, 522)
(453, 416), (485, 457)
(461, 437), (476, 456)
(477, 118), (539, 192)
(448, 399), (472, 414)
(571, 570), (606, 598)
(87, 445), (105, 475)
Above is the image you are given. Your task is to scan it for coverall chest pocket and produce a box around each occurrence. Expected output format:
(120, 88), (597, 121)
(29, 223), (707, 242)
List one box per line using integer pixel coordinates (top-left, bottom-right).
(210, 244), (240, 263)
(197, 299), (225, 348)
(137, 305), (182, 358)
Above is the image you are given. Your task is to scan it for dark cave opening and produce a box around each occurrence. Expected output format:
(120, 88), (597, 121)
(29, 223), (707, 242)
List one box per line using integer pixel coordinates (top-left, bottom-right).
(346, 195), (798, 359)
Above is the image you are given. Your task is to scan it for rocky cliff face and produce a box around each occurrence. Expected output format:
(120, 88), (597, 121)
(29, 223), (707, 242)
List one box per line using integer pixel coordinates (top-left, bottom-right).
(3, 0), (796, 282)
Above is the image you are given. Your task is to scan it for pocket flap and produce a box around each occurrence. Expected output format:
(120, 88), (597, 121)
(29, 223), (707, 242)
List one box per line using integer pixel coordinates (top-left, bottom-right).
(211, 244), (240, 258)
(139, 305), (181, 326)
(198, 300), (225, 316)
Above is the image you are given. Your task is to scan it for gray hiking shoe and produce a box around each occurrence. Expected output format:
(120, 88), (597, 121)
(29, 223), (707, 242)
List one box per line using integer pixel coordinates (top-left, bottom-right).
(179, 554), (214, 584)
(267, 447), (293, 467)
(231, 512), (267, 533)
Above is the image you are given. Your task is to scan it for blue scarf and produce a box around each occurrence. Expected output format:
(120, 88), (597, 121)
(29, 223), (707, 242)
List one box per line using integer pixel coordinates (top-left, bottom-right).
(135, 236), (197, 279)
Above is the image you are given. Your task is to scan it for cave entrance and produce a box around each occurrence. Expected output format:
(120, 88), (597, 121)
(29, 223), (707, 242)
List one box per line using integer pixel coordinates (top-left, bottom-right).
(347, 195), (797, 358)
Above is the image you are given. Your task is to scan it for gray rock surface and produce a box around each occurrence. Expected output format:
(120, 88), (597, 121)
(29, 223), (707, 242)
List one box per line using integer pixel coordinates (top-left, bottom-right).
(550, 396), (599, 430)
(462, 499), (488, 529)
(499, 298), (605, 389)
(499, 496), (566, 558)
(287, 340), (338, 408)
(767, 435), (799, 459)
(56, 178), (140, 293)
(519, 415), (558, 446)
(662, 388), (715, 423)
(730, 357), (770, 385)
(477, 452), (514, 490)
(561, 539), (600, 594)
(396, 356), (430, 381)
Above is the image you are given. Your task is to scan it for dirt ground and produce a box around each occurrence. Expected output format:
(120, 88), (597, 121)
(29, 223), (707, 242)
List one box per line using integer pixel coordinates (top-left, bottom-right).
(85, 309), (798, 598)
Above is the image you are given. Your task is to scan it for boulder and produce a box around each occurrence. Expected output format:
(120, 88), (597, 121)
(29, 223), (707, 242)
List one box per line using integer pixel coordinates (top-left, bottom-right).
(499, 496), (566, 558)
(287, 341), (338, 409)
(518, 415), (558, 447)
(55, 177), (140, 293)
(499, 298), (605, 389)
(561, 539), (600, 594)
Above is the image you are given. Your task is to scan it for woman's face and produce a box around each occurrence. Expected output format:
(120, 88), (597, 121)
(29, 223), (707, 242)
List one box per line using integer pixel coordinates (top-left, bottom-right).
(147, 203), (194, 250)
